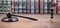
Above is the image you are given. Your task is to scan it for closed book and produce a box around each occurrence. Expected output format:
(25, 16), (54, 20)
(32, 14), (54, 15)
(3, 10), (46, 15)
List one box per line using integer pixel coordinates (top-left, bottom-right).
(22, 7), (26, 14)
(18, 1), (22, 14)
(0, 1), (3, 14)
(14, 2), (18, 14)
(31, 2), (34, 14)
(30, 0), (34, 14)
(44, 2), (48, 14)
(26, 0), (31, 14)
(40, 0), (43, 14)
(11, 1), (15, 13)
(22, 2), (26, 14)
(26, 5), (31, 14)
(53, 3), (57, 14)
(57, 1), (60, 14)
(35, 6), (40, 14)
(34, 2), (40, 14)
(11, 8), (15, 13)
(57, 6), (60, 14)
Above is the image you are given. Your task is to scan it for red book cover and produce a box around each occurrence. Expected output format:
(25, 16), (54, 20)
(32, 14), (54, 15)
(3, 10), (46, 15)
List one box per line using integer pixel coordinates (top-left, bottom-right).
(56, 0), (60, 14)
(53, 3), (57, 14)
(53, 0), (57, 14)
(40, 0), (43, 14)
(57, 6), (60, 14)
(11, 1), (15, 14)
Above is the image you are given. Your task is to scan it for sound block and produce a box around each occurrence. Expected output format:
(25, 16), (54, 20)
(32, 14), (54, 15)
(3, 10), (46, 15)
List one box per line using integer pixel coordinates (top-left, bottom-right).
(1, 17), (18, 22)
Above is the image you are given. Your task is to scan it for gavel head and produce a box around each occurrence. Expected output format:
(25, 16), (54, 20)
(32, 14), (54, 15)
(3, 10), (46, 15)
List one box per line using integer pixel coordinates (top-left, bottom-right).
(1, 13), (18, 22)
(50, 7), (54, 12)
(51, 9), (54, 12)
(6, 13), (12, 18)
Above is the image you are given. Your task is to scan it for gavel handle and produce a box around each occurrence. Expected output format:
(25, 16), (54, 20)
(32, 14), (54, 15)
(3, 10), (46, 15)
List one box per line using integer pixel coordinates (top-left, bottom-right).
(12, 14), (38, 21)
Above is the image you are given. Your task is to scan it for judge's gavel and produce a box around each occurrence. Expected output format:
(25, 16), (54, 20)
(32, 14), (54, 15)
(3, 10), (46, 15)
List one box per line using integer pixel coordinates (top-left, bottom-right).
(6, 13), (38, 21)
(2, 13), (38, 22)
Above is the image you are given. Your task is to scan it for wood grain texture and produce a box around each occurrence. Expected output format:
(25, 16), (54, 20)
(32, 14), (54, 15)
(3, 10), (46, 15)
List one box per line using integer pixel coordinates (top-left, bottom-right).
(0, 14), (60, 28)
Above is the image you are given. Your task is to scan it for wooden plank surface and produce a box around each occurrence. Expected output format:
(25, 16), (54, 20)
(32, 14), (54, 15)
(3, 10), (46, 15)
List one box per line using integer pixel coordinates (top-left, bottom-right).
(0, 14), (60, 28)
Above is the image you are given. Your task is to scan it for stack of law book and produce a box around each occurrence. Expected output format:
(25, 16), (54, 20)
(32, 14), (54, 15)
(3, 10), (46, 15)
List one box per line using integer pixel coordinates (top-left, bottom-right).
(0, 0), (60, 14)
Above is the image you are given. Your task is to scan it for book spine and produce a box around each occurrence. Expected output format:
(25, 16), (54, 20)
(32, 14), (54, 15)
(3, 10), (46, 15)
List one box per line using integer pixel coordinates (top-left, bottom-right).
(22, 0), (26, 14)
(57, 6), (60, 14)
(31, 0), (34, 14)
(43, 0), (48, 14)
(57, 0), (60, 14)
(29, 0), (31, 14)
(34, 0), (36, 14)
(11, 0), (15, 14)
(14, 0), (18, 14)
(34, 0), (40, 14)
(26, 0), (31, 14)
(39, 0), (40, 14)
(53, 0), (57, 14)
(0, 0), (3, 14)
(7, 0), (11, 13)
(40, 0), (43, 14)
(22, 0), (23, 14)
(26, 0), (27, 14)
(18, 0), (22, 14)
(2, 0), (4, 14)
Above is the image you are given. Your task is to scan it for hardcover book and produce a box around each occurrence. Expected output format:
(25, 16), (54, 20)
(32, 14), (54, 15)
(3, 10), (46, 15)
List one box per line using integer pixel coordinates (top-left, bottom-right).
(18, 0), (22, 14)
